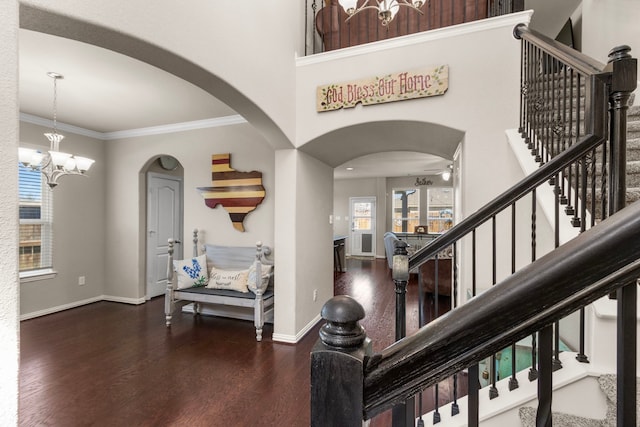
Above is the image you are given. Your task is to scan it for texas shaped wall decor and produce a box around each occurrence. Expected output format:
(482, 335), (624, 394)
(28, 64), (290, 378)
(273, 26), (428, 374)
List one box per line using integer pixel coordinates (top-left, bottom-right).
(197, 153), (265, 232)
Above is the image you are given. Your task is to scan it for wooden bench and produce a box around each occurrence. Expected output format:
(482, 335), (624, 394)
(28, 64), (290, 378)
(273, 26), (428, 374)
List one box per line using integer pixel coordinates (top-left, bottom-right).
(165, 230), (274, 341)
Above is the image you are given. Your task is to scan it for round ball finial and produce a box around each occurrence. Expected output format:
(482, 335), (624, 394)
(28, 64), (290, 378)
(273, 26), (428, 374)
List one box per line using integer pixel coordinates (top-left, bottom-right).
(319, 295), (366, 349)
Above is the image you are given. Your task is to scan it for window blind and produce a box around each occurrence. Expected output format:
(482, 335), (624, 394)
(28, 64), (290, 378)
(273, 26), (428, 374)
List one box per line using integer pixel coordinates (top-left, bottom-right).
(19, 163), (53, 272)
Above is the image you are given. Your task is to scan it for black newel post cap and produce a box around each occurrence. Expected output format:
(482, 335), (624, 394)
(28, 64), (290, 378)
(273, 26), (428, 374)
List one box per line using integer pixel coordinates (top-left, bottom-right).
(319, 295), (366, 349)
(608, 45), (632, 62)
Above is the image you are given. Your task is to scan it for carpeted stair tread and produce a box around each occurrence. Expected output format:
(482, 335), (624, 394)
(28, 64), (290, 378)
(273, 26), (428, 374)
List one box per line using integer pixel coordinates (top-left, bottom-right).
(519, 407), (604, 427)
(519, 375), (640, 427)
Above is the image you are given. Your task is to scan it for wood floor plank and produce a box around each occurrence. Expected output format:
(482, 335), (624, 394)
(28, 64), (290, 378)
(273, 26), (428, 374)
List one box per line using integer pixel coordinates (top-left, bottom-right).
(20, 258), (464, 426)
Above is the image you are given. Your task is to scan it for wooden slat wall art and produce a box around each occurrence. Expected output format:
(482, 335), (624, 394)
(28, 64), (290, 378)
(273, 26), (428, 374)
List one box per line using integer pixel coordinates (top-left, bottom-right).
(197, 153), (266, 232)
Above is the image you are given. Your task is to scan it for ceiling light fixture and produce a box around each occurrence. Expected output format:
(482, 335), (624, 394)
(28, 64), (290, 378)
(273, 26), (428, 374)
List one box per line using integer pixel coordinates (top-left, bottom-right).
(338, 0), (426, 26)
(19, 72), (95, 189)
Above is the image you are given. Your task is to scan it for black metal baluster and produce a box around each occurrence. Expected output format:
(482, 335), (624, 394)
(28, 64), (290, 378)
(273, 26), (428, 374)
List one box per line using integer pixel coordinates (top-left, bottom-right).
(565, 69), (575, 215)
(417, 264), (426, 427)
(531, 48), (543, 162)
(468, 230), (479, 427)
(559, 62), (568, 204)
(537, 326), (553, 427)
(489, 216), (498, 399)
(553, 168), (562, 371)
(433, 255), (441, 424)
(571, 73), (583, 227)
(526, 42), (534, 151)
(452, 241), (460, 416)
(529, 189), (539, 382)
(519, 40), (527, 138)
(509, 203), (519, 391)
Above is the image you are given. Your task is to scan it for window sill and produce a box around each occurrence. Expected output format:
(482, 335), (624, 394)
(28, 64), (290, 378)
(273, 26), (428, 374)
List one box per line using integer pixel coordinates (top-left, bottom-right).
(20, 269), (57, 283)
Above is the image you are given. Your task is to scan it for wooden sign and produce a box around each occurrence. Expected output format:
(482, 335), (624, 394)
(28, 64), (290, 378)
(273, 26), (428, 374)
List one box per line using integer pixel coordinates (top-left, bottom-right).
(197, 154), (265, 232)
(317, 65), (448, 112)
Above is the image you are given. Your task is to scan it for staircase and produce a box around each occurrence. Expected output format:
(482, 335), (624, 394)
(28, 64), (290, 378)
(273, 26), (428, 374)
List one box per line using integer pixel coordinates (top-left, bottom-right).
(519, 375), (640, 426)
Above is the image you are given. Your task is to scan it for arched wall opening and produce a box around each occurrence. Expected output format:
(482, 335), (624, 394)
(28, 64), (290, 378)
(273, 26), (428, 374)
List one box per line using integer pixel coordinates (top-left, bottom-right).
(301, 119), (463, 261)
(18, 3), (294, 151)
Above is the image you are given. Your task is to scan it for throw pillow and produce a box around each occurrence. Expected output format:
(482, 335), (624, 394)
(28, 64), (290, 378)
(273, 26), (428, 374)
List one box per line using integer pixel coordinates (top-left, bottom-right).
(247, 261), (273, 294)
(207, 268), (250, 293)
(173, 254), (208, 289)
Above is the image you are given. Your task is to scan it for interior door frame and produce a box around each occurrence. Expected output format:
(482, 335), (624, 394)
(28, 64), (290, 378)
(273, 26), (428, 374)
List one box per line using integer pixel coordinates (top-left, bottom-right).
(349, 196), (376, 257)
(146, 172), (184, 300)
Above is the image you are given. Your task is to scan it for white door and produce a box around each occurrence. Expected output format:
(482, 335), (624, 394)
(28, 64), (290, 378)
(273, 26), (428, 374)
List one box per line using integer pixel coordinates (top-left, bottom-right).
(349, 197), (376, 257)
(146, 173), (182, 299)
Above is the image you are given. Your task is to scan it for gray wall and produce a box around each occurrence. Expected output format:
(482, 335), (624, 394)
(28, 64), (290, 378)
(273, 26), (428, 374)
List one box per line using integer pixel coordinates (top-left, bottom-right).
(20, 122), (106, 317)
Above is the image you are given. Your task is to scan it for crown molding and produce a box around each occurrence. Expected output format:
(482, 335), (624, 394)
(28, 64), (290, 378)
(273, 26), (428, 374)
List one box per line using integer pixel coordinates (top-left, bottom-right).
(19, 113), (247, 141)
(20, 113), (105, 139)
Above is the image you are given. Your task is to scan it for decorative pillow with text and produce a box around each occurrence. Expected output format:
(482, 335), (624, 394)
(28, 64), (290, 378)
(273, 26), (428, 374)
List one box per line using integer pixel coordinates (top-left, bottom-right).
(207, 268), (250, 293)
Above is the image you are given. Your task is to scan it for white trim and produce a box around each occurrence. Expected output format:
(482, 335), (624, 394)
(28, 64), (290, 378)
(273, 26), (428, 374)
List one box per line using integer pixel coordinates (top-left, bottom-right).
(297, 10), (534, 66)
(102, 295), (147, 305)
(272, 313), (322, 343)
(20, 113), (247, 141)
(20, 113), (106, 140)
(101, 115), (246, 140)
(19, 268), (57, 283)
(20, 296), (103, 320)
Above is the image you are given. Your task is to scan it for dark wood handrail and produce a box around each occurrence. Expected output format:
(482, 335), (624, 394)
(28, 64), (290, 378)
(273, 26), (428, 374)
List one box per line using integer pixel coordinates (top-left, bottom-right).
(514, 24), (606, 77)
(363, 199), (640, 418)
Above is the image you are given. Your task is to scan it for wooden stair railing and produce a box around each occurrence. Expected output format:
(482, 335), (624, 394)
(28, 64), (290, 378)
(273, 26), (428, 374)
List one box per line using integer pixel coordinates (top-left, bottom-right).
(311, 23), (637, 427)
(311, 198), (640, 426)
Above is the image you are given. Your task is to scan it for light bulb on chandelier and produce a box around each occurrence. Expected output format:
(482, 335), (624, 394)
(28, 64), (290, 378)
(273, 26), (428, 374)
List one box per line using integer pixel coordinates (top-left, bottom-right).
(19, 72), (95, 189)
(337, 0), (425, 26)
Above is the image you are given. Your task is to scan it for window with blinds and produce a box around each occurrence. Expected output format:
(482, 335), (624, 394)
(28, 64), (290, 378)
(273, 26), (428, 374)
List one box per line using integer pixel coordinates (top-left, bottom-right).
(19, 163), (53, 272)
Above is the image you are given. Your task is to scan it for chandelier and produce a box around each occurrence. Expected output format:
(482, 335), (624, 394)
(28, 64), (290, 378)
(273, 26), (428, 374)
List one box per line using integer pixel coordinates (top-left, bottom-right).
(337, 0), (426, 26)
(19, 72), (95, 189)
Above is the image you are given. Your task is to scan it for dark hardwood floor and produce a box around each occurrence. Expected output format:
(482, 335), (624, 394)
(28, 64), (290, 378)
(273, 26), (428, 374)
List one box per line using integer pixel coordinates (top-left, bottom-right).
(20, 258), (461, 426)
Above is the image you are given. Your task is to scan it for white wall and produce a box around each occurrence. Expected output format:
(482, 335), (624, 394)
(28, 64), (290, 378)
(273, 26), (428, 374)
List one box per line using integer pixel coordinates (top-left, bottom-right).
(0, 0), (19, 423)
(582, 0), (640, 64)
(19, 122), (106, 316)
(274, 150), (334, 341)
(104, 123), (275, 301)
(20, 0), (299, 149)
(296, 13), (531, 222)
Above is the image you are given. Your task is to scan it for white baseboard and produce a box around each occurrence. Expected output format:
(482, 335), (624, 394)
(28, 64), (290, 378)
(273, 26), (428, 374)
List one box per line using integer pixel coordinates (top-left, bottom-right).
(272, 313), (322, 344)
(102, 295), (146, 305)
(21, 295), (146, 321)
(20, 296), (103, 321)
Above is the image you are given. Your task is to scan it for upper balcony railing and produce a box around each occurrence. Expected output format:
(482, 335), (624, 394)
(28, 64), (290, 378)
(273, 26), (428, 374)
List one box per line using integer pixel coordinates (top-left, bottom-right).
(304, 0), (525, 55)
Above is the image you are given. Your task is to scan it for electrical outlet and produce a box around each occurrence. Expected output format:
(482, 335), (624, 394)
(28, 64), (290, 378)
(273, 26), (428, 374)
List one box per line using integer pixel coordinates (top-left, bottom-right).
(78, 276), (86, 286)
(313, 289), (318, 302)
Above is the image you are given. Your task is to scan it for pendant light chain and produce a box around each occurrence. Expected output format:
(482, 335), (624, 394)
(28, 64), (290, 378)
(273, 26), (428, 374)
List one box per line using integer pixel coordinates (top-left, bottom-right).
(51, 74), (59, 151)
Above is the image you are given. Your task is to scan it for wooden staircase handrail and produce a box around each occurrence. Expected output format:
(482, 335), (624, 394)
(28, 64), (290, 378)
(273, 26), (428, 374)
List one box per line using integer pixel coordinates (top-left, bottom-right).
(513, 24), (607, 76)
(363, 198), (640, 418)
